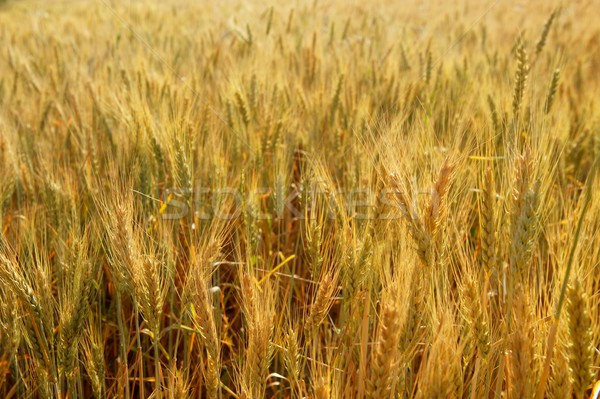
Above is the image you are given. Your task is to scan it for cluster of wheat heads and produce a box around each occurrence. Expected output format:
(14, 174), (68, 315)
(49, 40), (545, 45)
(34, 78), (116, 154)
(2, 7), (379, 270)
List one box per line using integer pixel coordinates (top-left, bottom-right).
(0, 0), (599, 398)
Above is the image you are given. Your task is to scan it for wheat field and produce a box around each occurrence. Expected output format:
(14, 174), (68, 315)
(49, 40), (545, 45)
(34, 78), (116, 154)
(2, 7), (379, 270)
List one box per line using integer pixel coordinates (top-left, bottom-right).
(0, 0), (599, 398)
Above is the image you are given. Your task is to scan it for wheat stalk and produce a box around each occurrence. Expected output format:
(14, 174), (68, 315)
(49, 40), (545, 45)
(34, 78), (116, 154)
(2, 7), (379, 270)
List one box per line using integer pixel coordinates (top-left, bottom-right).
(565, 277), (595, 398)
(544, 68), (560, 114)
(512, 39), (529, 121)
(535, 10), (557, 56)
(510, 286), (534, 399)
(366, 304), (403, 398)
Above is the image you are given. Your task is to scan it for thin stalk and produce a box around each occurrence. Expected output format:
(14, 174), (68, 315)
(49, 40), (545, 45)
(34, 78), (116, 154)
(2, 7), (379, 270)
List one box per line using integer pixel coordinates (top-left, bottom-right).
(134, 305), (145, 399)
(153, 328), (161, 398)
(470, 355), (481, 399)
(115, 291), (130, 399)
(67, 374), (76, 399)
(167, 285), (175, 371)
(76, 363), (84, 399)
(12, 354), (24, 398)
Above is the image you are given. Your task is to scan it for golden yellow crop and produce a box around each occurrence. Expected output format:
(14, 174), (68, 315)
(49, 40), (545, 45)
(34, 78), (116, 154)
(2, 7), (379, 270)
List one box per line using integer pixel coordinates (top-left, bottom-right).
(0, 0), (598, 397)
